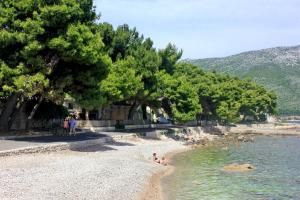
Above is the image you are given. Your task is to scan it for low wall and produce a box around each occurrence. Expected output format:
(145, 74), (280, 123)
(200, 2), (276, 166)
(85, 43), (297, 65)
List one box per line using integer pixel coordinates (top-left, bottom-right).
(87, 124), (173, 132)
(77, 120), (117, 128)
(77, 119), (149, 128)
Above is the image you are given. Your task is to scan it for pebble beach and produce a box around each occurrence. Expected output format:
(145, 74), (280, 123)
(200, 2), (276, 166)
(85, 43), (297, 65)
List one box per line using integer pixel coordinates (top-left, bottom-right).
(0, 137), (188, 200)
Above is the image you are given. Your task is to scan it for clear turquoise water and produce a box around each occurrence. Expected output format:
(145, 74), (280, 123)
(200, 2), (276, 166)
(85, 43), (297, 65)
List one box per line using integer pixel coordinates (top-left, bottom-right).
(162, 136), (300, 200)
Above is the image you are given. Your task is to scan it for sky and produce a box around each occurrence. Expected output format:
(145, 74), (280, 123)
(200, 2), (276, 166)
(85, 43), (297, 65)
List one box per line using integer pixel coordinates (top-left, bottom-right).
(94, 0), (300, 59)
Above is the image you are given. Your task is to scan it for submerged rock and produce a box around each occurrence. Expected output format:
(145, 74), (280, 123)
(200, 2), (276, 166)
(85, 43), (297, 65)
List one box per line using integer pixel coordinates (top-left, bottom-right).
(237, 135), (255, 142)
(237, 135), (245, 141)
(222, 163), (255, 172)
(221, 146), (228, 151)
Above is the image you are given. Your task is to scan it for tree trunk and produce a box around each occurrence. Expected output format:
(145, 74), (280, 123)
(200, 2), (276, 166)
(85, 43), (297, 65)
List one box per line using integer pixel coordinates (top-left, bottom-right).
(127, 101), (137, 120)
(161, 98), (172, 118)
(141, 104), (147, 120)
(26, 96), (43, 130)
(99, 107), (104, 120)
(8, 98), (26, 130)
(85, 111), (89, 120)
(0, 93), (21, 130)
(196, 114), (201, 126)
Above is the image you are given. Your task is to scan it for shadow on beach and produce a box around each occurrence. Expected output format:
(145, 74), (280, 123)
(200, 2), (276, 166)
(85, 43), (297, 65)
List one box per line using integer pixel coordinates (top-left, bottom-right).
(73, 145), (117, 152)
(7, 132), (107, 143)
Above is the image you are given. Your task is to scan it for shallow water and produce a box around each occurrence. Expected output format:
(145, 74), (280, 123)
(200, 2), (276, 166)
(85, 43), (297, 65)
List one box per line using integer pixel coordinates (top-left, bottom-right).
(162, 136), (300, 200)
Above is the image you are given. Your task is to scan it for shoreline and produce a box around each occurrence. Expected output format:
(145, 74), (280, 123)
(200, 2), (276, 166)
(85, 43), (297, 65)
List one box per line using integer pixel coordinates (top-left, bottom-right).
(1, 126), (299, 200)
(139, 141), (223, 200)
(139, 149), (188, 200)
(140, 130), (300, 200)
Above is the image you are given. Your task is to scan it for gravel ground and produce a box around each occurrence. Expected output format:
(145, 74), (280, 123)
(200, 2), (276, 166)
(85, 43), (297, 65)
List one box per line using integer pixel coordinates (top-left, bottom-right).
(0, 138), (187, 200)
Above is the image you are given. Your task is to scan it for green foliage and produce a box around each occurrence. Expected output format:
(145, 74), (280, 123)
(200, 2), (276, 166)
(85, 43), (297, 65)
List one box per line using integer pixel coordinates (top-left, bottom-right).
(157, 71), (202, 122)
(216, 101), (241, 123)
(0, 0), (278, 125)
(189, 46), (300, 115)
(174, 62), (277, 123)
(159, 43), (183, 74)
(0, 0), (109, 109)
(13, 73), (49, 97)
(170, 79), (202, 122)
(97, 23), (162, 109)
(100, 57), (143, 103)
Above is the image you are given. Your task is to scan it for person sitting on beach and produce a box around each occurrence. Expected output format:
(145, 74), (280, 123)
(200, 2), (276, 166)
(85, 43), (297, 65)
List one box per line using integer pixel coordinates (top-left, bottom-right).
(152, 153), (160, 163)
(160, 157), (167, 166)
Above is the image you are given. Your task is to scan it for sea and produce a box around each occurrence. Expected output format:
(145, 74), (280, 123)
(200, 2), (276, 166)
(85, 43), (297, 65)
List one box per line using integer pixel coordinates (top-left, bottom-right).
(162, 135), (300, 200)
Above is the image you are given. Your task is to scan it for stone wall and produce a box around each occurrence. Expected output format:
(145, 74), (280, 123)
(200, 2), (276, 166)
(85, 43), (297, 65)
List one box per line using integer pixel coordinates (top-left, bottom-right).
(77, 119), (149, 128)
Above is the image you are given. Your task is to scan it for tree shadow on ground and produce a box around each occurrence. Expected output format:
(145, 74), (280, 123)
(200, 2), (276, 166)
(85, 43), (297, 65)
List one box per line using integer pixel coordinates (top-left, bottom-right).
(71, 145), (117, 152)
(69, 138), (135, 153)
(105, 126), (180, 134)
(7, 132), (107, 143)
(3, 131), (137, 154)
(106, 140), (135, 146)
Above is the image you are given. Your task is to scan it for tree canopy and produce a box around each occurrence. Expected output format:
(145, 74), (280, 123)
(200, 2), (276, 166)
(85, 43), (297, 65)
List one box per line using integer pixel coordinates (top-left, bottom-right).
(0, 0), (277, 130)
(0, 0), (109, 129)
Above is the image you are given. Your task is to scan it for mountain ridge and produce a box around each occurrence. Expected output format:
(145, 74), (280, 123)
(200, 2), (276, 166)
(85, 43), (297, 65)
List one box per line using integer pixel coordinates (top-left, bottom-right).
(186, 45), (300, 60)
(188, 45), (300, 115)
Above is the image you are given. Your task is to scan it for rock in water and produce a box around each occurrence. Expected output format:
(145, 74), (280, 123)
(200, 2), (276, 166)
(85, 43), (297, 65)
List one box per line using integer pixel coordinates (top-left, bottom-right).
(222, 163), (255, 172)
(237, 135), (255, 142)
(237, 135), (245, 142)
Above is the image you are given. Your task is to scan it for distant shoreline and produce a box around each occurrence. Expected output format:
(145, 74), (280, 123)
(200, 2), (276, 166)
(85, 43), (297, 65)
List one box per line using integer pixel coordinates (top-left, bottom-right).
(227, 123), (300, 136)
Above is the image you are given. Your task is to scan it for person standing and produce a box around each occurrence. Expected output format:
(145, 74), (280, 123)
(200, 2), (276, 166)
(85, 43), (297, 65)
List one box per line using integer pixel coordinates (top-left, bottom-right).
(69, 117), (77, 135)
(63, 117), (69, 135)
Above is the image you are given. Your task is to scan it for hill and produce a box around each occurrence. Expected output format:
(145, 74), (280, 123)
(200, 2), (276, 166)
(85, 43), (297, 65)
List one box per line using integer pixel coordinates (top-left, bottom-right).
(188, 45), (300, 115)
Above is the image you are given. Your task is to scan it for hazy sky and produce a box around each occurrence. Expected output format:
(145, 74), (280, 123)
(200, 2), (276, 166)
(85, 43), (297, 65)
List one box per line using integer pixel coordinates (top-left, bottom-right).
(94, 0), (300, 59)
